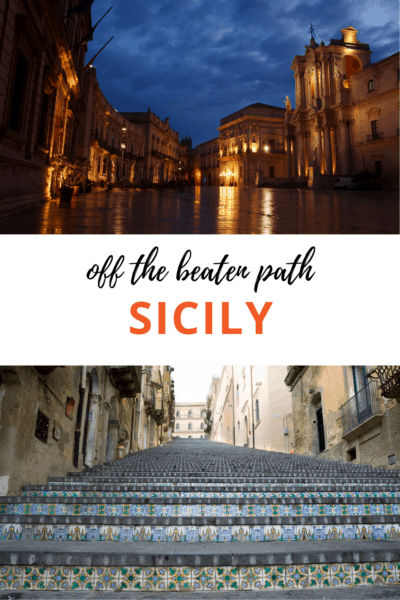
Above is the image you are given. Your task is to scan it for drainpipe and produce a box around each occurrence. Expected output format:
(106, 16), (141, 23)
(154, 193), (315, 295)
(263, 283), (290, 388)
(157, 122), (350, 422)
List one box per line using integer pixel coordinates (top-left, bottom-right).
(250, 366), (255, 449)
(74, 366), (87, 468)
(232, 366), (236, 446)
(138, 367), (146, 449)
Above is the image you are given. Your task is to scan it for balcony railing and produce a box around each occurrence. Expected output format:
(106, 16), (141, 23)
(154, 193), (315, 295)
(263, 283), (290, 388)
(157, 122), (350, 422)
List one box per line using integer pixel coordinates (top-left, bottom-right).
(341, 380), (382, 441)
(366, 132), (383, 142)
(368, 366), (400, 399)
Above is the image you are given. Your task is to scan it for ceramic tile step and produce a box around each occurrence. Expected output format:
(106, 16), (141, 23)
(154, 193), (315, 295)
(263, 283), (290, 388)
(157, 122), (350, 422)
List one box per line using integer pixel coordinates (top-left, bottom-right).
(1, 561), (399, 591)
(7, 495), (400, 505)
(21, 489), (400, 499)
(2, 500), (400, 517)
(83, 469), (400, 478)
(46, 480), (399, 488)
(37, 483), (400, 492)
(48, 476), (400, 485)
(2, 518), (400, 543)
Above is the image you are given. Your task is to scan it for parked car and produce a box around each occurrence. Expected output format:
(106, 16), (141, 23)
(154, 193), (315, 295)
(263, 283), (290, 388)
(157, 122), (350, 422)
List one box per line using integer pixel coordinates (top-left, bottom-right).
(334, 177), (360, 190)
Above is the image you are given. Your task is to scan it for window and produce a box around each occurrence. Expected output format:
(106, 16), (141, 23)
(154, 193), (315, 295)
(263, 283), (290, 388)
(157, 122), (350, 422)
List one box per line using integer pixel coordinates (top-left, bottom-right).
(35, 410), (49, 443)
(268, 139), (275, 151)
(176, 423), (179, 430)
(375, 161), (382, 176)
(9, 51), (29, 132)
(176, 411), (180, 418)
(200, 423), (204, 429)
(255, 399), (260, 423)
(371, 120), (378, 136)
(236, 384), (239, 396)
(269, 166), (275, 178)
(239, 166), (243, 178)
(368, 79), (375, 92)
(188, 423), (192, 430)
(238, 420), (240, 430)
(38, 93), (51, 148)
(188, 410), (192, 417)
(388, 454), (396, 465)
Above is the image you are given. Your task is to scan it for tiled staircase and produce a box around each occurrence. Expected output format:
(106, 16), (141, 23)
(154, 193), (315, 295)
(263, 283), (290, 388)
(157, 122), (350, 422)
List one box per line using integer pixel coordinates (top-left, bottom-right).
(1, 438), (400, 594)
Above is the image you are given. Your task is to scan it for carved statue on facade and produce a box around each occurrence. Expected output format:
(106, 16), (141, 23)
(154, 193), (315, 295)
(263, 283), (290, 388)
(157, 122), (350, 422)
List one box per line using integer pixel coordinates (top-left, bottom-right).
(284, 95), (291, 111)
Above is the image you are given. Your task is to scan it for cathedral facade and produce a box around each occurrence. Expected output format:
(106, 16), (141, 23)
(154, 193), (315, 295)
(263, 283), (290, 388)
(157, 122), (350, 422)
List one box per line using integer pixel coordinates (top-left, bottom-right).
(284, 27), (399, 188)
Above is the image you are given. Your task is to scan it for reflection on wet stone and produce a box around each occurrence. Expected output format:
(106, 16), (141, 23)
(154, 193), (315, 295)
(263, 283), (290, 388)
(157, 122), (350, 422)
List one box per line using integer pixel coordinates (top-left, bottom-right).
(0, 187), (397, 234)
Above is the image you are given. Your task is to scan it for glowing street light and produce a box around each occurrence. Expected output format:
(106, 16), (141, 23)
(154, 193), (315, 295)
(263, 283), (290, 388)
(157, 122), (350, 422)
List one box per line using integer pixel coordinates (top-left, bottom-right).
(264, 145), (269, 152)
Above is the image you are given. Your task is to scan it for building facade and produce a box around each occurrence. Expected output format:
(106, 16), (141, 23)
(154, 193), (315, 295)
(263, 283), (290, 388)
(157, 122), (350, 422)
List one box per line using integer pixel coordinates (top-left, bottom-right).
(174, 402), (206, 438)
(78, 67), (145, 184)
(207, 366), (293, 452)
(0, 365), (175, 496)
(284, 366), (400, 469)
(122, 109), (180, 184)
(285, 26), (399, 188)
(218, 104), (287, 187)
(0, 0), (93, 217)
(190, 137), (220, 186)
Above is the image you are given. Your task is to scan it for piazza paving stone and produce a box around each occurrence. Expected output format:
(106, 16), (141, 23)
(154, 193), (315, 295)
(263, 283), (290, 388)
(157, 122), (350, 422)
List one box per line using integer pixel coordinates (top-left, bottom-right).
(0, 438), (399, 594)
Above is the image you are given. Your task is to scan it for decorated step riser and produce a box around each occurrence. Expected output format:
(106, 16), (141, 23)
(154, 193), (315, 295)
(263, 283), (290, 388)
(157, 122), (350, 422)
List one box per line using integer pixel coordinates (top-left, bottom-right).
(1, 563), (398, 591)
(48, 481), (398, 488)
(22, 491), (400, 499)
(2, 522), (399, 542)
(2, 503), (400, 517)
(52, 477), (400, 483)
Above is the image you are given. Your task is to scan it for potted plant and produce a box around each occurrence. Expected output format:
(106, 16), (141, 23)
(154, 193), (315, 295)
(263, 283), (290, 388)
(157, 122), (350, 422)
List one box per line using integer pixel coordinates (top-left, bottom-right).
(64, 158), (87, 196)
(50, 155), (86, 201)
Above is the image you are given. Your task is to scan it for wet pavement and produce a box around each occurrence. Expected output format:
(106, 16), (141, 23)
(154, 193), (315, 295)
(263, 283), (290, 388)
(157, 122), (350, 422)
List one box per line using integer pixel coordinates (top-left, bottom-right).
(0, 187), (398, 234)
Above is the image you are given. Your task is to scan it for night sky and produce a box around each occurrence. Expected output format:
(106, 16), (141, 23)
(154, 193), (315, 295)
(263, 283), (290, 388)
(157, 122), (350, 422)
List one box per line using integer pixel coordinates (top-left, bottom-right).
(86, 0), (399, 147)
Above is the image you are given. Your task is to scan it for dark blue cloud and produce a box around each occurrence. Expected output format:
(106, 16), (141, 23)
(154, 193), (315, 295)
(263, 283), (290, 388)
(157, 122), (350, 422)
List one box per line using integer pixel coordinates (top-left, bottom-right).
(87, 0), (399, 146)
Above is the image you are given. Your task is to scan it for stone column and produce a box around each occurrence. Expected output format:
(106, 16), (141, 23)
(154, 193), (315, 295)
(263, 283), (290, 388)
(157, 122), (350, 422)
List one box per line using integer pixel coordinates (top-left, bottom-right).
(324, 126), (332, 175)
(297, 135), (305, 179)
(321, 61), (327, 98)
(317, 128), (322, 171)
(339, 120), (350, 175)
(286, 137), (292, 180)
(84, 393), (101, 467)
(292, 137), (298, 178)
(314, 65), (320, 99)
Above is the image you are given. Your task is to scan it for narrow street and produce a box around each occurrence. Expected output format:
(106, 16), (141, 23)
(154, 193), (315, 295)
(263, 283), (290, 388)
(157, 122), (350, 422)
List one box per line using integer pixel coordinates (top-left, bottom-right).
(0, 438), (399, 595)
(0, 188), (397, 234)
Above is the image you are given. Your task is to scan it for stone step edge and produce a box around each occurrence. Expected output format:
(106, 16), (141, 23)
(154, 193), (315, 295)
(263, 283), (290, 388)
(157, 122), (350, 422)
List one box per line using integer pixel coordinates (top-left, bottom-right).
(4, 496), (400, 505)
(0, 540), (399, 566)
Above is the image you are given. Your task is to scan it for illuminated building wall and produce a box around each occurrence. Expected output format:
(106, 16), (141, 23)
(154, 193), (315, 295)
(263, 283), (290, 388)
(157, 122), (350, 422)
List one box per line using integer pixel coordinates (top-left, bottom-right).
(0, 0), (92, 216)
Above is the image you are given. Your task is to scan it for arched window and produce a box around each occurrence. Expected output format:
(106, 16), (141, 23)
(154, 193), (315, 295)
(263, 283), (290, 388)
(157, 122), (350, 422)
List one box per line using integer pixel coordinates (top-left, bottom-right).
(176, 423), (180, 430)
(256, 399), (260, 423)
(188, 423), (192, 430)
(236, 384), (239, 396)
(200, 423), (204, 430)
(188, 410), (192, 417)
(176, 411), (180, 418)
(368, 79), (375, 92)
(238, 420), (240, 430)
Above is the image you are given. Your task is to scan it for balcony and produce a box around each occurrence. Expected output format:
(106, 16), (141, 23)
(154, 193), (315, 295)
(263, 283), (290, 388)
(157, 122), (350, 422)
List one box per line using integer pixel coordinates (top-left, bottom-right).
(368, 366), (400, 400)
(366, 132), (383, 142)
(341, 380), (383, 442)
(108, 367), (141, 398)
